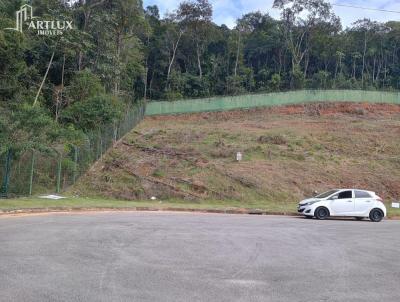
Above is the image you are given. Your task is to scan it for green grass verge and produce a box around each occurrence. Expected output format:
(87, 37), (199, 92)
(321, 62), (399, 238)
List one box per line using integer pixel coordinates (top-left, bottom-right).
(0, 196), (296, 213)
(1, 196), (400, 218)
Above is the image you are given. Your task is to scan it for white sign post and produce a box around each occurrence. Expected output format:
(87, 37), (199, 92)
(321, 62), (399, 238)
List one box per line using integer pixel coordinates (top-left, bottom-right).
(391, 202), (400, 209)
(236, 152), (242, 162)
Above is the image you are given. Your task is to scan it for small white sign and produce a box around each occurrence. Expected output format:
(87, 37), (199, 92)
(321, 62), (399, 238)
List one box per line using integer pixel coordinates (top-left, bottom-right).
(391, 202), (400, 209)
(38, 194), (66, 200)
(236, 152), (242, 161)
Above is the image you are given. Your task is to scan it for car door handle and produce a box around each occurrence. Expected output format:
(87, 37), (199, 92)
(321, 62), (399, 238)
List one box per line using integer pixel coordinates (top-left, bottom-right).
(346, 200), (353, 202)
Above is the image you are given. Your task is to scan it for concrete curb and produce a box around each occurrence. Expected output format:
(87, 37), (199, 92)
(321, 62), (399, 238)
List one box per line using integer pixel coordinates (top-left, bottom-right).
(0, 206), (300, 217)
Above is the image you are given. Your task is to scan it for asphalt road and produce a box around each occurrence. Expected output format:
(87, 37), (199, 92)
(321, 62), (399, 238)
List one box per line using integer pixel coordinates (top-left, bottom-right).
(0, 212), (400, 302)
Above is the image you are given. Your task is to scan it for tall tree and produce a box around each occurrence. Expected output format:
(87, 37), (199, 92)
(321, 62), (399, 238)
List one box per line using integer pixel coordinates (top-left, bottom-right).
(177, 0), (212, 79)
(163, 13), (183, 89)
(273, 0), (338, 87)
(106, 0), (145, 96)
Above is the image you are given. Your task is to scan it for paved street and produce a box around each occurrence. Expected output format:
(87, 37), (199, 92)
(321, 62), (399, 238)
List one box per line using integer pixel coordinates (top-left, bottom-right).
(0, 212), (399, 302)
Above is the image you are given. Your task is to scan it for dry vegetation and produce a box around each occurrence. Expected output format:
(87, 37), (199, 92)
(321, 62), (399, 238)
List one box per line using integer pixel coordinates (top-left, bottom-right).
(71, 102), (400, 208)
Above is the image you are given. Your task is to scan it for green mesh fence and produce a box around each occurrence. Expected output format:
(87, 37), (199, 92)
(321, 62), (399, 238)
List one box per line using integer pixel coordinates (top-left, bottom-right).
(146, 90), (400, 115)
(0, 102), (146, 198)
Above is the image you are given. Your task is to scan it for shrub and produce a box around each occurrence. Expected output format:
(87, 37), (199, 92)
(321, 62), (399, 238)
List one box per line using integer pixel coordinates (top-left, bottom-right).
(61, 95), (123, 131)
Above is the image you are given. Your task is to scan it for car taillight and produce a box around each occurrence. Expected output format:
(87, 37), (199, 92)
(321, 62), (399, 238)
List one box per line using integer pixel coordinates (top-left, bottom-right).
(377, 196), (383, 202)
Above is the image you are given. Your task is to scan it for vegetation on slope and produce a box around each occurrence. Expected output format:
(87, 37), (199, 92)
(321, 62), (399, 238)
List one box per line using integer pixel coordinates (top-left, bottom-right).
(71, 103), (400, 206)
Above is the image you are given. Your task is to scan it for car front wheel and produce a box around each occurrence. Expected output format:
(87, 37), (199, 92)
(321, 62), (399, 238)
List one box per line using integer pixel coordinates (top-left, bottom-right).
(315, 207), (330, 220)
(369, 209), (384, 222)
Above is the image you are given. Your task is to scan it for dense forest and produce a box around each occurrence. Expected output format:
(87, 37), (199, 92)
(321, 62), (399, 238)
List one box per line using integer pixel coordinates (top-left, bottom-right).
(1, 0), (400, 153)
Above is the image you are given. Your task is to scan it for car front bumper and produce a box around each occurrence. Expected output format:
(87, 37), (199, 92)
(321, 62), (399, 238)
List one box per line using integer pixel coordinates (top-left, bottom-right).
(298, 205), (314, 216)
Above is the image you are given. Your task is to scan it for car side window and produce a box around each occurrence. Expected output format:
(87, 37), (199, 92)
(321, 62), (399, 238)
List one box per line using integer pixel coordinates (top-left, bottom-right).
(329, 193), (338, 200)
(355, 190), (372, 198)
(338, 191), (352, 199)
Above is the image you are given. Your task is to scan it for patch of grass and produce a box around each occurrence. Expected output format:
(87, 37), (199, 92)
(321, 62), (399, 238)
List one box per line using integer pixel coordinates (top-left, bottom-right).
(258, 134), (287, 145)
(388, 207), (400, 218)
(242, 145), (264, 160)
(202, 132), (222, 145)
(188, 167), (203, 176)
(2, 196), (398, 218)
(0, 196), (297, 213)
(152, 169), (165, 178)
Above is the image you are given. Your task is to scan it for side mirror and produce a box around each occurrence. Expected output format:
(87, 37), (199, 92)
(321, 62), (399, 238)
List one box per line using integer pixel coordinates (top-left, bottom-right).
(330, 195), (338, 200)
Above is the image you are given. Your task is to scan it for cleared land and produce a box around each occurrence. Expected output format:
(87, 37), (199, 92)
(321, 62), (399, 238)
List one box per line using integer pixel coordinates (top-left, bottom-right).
(69, 102), (400, 213)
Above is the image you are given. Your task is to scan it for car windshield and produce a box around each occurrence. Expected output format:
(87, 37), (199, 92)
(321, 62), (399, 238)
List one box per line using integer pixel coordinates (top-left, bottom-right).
(315, 189), (340, 199)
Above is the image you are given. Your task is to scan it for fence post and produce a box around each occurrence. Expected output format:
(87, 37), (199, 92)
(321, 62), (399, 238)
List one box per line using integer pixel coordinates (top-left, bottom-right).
(0, 149), (12, 198)
(56, 154), (62, 193)
(29, 150), (35, 195)
(113, 123), (118, 144)
(100, 134), (103, 159)
(73, 146), (78, 184)
(96, 131), (102, 159)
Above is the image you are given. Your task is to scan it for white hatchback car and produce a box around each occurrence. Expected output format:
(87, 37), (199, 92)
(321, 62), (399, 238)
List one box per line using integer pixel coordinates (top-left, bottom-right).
(298, 189), (387, 222)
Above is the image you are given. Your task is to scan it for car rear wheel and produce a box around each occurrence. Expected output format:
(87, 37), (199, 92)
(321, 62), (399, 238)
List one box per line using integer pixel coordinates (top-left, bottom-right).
(315, 207), (330, 220)
(369, 209), (384, 222)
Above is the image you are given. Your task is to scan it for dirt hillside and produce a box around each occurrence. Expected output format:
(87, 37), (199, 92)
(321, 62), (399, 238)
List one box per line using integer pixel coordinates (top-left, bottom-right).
(71, 102), (400, 205)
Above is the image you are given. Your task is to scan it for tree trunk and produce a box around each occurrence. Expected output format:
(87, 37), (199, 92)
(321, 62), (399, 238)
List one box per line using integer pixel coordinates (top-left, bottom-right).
(376, 61), (381, 83)
(372, 57), (376, 83)
(114, 32), (122, 96)
(78, 10), (90, 71)
(234, 31), (241, 77)
(144, 65), (148, 100)
(56, 54), (66, 122)
(149, 70), (155, 99)
(166, 32), (182, 87)
(334, 59), (339, 80)
(34, 51), (55, 106)
(144, 35), (150, 100)
(304, 53), (309, 78)
(0, 149), (12, 197)
(361, 31), (367, 87)
(196, 42), (202, 79)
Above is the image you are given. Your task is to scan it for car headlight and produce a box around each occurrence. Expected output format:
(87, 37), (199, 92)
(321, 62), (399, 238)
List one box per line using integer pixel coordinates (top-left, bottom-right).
(306, 200), (319, 206)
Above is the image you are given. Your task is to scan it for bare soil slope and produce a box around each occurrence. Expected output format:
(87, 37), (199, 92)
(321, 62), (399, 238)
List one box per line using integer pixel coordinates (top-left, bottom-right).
(71, 103), (400, 205)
